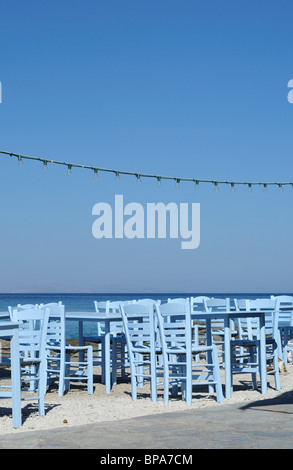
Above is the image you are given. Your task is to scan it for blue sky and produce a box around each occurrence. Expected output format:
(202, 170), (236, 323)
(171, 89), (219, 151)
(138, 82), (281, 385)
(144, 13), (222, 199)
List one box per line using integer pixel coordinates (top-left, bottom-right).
(0, 0), (293, 293)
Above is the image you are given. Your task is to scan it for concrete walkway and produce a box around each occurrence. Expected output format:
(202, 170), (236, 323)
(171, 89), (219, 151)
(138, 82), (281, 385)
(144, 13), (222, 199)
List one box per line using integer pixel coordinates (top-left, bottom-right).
(1, 392), (293, 449)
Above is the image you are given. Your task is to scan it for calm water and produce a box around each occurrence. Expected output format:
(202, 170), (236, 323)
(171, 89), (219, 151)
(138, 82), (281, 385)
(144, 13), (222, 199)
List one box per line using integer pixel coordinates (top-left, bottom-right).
(1, 292), (290, 338)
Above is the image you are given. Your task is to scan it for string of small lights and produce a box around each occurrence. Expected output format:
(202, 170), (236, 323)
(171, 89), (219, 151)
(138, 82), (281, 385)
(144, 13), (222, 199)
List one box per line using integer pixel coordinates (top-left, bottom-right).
(1, 150), (292, 192)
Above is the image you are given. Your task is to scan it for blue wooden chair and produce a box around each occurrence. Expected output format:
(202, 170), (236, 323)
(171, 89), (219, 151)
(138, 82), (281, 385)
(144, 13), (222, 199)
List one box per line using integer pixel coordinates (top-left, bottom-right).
(190, 296), (209, 360)
(10, 307), (49, 416)
(82, 301), (107, 381)
(120, 303), (157, 402)
(273, 296), (293, 365)
(232, 298), (280, 391)
(203, 298), (237, 366)
(155, 302), (223, 406)
(0, 322), (22, 428)
(83, 300), (130, 385)
(41, 302), (93, 396)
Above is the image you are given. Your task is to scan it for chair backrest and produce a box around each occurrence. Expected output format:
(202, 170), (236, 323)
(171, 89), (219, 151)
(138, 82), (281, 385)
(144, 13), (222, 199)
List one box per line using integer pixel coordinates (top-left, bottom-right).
(155, 302), (192, 356)
(250, 299), (277, 334)
(203, 298), (231, 329)
(119, 303), (156, 355)
(39, 302), (62, 313)
(16, 304), (38, 309)
(203, 298), (230, 312)
(94, 300), (133, 313)
(134, 299), (161, 305)
(94, 300), (126, 336)
(12, 307), (50, 360)
(167, 298), (189, 303)
(39, 302), (65, 348)
(8, 304), (38, 320)
(235, 298), (278, 339)
(191, 296), (209, 302)
(234, 299), (256, 339)
(274, 296), (293, 326)
(190, 296), (209, 312)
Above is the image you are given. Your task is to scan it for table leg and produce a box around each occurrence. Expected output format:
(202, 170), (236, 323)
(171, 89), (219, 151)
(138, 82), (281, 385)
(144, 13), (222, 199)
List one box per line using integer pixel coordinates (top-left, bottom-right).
(206, 319), (212, 346)
(205, 319), (214, 393)
(224, 316), (232, 399)
(104, 321), (111, 393)
(259, 315), (267, 395)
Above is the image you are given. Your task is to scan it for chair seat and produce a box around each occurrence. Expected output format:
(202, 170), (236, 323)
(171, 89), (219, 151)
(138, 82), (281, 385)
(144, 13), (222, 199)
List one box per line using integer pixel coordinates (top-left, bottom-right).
(279, 325), (293, 331)
(20, 359), (42, 367)
(192, 345), (218, 353)
(65, 345), (93, 355)
(166, 346), (188, 354)
(232, 339), (259, 347)
(83, 335), (126, 344)
(83, 335), (104, 343)
(132, 344), (152, 354)
(212, 329), (238, 336)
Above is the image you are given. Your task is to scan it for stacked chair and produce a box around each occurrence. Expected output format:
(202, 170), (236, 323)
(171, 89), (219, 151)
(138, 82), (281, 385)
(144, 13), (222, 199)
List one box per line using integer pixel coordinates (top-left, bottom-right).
(9, 306), (49, 417)
(232, 298), (280, 391)
(83, 300), (131, 386)
(120, 302), (157, 402)
(156, 301), (223, 405)
(41, 302), (93, 396)
(273, 295), (293, 365)
(120, 300), (223, 405)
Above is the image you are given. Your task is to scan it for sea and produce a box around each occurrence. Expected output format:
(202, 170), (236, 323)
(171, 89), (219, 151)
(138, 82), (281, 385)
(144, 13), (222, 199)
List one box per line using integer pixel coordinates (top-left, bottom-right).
(1, 292), (291, 339)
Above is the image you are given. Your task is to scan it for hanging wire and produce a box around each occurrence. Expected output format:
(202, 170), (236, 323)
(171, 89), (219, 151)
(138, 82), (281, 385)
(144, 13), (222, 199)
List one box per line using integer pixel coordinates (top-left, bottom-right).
(1, 150), (292, 191)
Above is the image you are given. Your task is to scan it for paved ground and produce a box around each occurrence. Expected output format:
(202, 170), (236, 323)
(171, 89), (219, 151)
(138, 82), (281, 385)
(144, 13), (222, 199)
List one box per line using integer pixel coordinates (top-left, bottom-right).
(1, 392), (293, 449)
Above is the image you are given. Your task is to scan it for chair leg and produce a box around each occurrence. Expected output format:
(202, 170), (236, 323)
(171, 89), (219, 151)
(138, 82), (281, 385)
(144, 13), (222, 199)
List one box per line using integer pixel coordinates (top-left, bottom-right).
(273, 344), (280, 391)
(64, 353), (71, 393)
(38, 363), (45, 416)
(150, 351), (157, 403)
(111, 340), (118, 386)
(193, 326), (200, 362)
(87, 346), (94, 394)
(283, 330), (289, 366)
(211, 346), (224, 403)
(136, 354), (144, 388)
(163, 374), (169, 405)
(250, 347), (258, 390)
(120, 343), (127, 381)
(11, 341), (22, 428)
(38, 391), (45, 416)
(58, 353), (65, 397)
(185, 353), (192, 406)
(131, 365), (137, 402)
